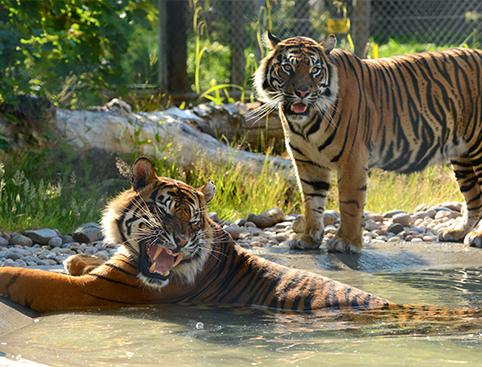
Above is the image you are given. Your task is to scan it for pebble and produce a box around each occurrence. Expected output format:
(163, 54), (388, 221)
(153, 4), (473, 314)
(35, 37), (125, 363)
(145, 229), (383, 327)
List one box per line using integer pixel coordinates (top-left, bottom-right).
(0, 236), (9, 247)
(48, 236), (63, 248)
(73, 223), (103, 244)
(247, 208), (285, 229)
(387, 223), (404, 235)
(383, 210), (405, 218)
(323, 210), (339, 226)
(223, 224), (242, 240)
(24, 228), (58, 245)
(2, 202), (478, 268)
(10, 234), (33, 247)
(392, 213), (412, 226)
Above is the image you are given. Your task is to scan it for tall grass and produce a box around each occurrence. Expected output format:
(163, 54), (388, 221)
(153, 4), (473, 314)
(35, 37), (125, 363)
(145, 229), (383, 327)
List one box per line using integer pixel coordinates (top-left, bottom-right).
(0, 147), (300, 233)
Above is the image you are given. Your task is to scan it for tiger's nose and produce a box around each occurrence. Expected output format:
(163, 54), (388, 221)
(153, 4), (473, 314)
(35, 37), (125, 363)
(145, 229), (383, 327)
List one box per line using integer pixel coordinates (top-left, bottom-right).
(295, 88), (309, 98)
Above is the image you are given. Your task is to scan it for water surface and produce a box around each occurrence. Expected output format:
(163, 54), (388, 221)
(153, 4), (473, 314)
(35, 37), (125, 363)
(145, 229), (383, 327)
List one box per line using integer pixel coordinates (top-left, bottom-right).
(1, 267), (481, 367)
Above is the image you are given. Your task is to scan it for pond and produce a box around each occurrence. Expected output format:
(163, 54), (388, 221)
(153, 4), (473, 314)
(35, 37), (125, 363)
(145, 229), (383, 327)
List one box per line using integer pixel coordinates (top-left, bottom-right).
(1, 246), (482, 366)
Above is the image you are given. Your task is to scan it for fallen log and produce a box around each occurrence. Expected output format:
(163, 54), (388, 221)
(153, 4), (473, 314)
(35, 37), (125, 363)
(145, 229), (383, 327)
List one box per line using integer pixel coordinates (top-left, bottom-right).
(54, 102), (293, 178)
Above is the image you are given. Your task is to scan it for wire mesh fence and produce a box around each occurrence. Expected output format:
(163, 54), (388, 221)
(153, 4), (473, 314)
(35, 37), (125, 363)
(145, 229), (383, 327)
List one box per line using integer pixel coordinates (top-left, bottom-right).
(182, 0), (481, 89)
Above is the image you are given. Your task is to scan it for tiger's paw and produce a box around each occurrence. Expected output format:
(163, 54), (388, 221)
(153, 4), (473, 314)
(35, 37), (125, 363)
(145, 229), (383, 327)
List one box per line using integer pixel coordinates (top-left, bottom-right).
(326, 236), (362, 254)
(464, 231), (482, 248)
(288, 232), (322, 250)
(63, 254), (104, 276)
(438, 226), (470, 242)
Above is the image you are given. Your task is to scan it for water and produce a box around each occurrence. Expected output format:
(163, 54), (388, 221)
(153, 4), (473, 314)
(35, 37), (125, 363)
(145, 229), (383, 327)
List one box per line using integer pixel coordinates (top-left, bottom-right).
(1, 268), (481, 366)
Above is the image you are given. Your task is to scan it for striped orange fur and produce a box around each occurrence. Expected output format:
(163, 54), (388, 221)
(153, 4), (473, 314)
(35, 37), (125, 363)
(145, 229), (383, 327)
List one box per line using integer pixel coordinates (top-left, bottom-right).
(254, 33), (482, 253)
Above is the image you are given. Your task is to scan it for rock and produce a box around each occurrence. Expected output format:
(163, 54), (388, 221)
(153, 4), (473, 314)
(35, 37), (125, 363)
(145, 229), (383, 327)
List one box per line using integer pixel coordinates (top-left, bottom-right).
(283, 214), (299, 222)
(292, 216), (305, 234)
(387, 223), (404, 235)
(48, 236), (63, 248)
(364, 219), (380, 231)
(3, 259), (17, 267)
(365, 213), (384, 222)
(0, 236), (9, 247)
(247, 208), (285, 229)
(434, 210), (458, 220)
(60, 234), (75, 244)
(73, 223), (103, 244)
(415, 203), (430, 212)
(235, 219), (246, 227)
(244, 221), (256, 228)
(383, 210), (405, 219)
(23, 228), (58, 245)
(3, 248), (27, 260)
(388, 236), (401, 242)
(9, 234), (33, 247)
(392, 213), (412, 226)
(323, 210), (339, 226)
(324, 225), (337, 235)
(440, 201), (463, 212)
(208, 212), (220, 223)
(274, 234), (288, 242)
(0, 232), (11, 241)
(224, 224), (242, 240)
(422, 235), (437, 242)
(411, 238), (423, 243)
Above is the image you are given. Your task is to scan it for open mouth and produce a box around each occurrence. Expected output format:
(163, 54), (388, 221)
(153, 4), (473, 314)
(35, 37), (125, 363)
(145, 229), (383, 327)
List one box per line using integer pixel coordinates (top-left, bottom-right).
(288, 102), (309, 115)
(142, 244), (183, 279)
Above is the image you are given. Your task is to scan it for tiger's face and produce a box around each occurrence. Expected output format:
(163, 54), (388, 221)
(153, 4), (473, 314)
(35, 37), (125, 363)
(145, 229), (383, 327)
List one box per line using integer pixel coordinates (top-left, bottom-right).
(102, 158), (216, 289)
(254, 33), (338, 125)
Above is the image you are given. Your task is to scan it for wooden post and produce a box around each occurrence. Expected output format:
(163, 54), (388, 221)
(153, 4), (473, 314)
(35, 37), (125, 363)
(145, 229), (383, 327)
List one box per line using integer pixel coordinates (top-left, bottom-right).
(158, 0), (188, 94)
(351, 0), (371, 58)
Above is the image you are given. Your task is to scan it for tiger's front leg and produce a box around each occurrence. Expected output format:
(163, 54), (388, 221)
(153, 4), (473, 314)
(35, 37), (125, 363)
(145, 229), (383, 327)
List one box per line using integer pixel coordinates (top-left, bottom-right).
(0, 255), (163, 313)
(289, 162), (331, 250)
(327, 160), (368, 253)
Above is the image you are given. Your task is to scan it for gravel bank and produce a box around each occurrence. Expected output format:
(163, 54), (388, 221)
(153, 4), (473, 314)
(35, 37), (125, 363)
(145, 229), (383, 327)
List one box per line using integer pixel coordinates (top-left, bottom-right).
(1, 201), (480, 267)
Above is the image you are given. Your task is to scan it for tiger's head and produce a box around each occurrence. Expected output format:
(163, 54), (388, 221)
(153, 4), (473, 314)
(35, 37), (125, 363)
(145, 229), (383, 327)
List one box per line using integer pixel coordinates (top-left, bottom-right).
(101, 157), (216, 289)
(254, 33), (338, 125)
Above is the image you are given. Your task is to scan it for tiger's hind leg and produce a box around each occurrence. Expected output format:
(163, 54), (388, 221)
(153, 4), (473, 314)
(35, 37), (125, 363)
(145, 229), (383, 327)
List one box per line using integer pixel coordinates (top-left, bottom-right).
(63, 254), (105, 276)
(439, 156), (482, 242)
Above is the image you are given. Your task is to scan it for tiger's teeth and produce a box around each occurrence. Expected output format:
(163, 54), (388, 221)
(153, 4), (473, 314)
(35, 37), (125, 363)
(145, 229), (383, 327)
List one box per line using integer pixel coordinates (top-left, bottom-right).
(161, 271), (170, 276)
(152, 246), (164, 261)
(149, 262), (157, 273)
(173, 254), (183, 267)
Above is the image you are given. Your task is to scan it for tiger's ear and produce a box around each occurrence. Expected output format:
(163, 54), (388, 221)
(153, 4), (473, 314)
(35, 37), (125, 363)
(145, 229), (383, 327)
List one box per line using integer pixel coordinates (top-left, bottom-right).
(200, 181), (215, 203)
(131, 157), (156, 191)
(321, 34), (337, 54)
(264, 31), (281, 49)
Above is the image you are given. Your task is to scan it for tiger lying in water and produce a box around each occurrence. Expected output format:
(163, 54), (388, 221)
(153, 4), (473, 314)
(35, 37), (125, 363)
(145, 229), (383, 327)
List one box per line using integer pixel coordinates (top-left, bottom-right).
(0, 158), (478, 320)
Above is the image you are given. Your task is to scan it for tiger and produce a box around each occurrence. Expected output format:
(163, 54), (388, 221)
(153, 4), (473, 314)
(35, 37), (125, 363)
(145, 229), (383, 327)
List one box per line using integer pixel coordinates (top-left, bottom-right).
(0, 158), (479, 323)
(253, 32), (482, 253)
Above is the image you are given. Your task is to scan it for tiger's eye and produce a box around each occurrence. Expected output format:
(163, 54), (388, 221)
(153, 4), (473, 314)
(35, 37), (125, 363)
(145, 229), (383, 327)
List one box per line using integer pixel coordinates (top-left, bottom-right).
(281, 63), (293, 73)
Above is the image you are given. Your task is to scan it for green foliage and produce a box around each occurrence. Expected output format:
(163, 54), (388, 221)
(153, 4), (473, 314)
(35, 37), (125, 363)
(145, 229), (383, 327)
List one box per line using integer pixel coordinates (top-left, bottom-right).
(0, 150), (119, 232)
(0, 0), (157, 107)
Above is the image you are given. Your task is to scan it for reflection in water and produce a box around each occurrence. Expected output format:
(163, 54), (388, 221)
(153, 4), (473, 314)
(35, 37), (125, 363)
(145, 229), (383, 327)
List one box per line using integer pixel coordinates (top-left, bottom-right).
(1, 268), (481, 367)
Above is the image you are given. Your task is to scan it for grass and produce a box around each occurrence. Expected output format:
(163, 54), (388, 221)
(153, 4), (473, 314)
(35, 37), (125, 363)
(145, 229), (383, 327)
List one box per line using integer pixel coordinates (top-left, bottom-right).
(0, 147), (299, 233)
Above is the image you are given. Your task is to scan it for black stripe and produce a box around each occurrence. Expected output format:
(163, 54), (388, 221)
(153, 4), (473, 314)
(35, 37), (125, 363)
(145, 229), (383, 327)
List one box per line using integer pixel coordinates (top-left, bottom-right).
(299, 179), (330, 191)
(89, 274), (139, 288)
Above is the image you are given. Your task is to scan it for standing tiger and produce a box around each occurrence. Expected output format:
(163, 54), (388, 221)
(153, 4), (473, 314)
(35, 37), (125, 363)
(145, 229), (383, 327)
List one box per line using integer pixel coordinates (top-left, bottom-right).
(0, 157), (477, 320)
(254, 33), (482, 253)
